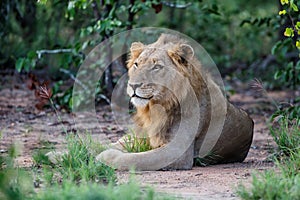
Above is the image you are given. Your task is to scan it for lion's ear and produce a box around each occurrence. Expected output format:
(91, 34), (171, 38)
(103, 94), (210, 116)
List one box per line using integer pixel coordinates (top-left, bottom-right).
(130, 42), (144, 59)
(179, 44), (194, 60)
(167, 44), (194, 66)
(127, 42), (144, 68)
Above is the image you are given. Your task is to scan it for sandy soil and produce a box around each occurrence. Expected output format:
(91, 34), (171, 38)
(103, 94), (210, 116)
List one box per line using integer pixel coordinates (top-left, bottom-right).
(0, 75), (293, 199)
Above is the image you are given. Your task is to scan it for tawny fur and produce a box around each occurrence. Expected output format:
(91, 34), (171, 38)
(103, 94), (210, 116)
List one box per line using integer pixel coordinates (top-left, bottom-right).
(96, 34), (254, 170)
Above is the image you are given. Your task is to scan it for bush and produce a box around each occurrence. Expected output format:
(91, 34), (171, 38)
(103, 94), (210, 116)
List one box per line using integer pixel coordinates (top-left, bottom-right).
(0, 146), (34, 200)
(33, 134), (115, 184)
(270, 117), (300, 157)
(237, 150), (300, 200)
(119, 131), (152, 153)
(1, 142), (172, 200)
(237, 117), (300, 200)
(35, 180), (172, 200)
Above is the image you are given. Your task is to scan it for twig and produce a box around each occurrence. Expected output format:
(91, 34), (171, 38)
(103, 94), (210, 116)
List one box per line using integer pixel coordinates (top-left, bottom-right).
(36, 49), (74, 59)
(162, 1), (192, 9)
(98, 94), (110, 104)
(59, 68), (110, 104)
(92, 0), (101, 20)
(127, 0), (135, 30)
(38, 85), (68, 134)
(250, 78), (279, 109)
(59, 68), (88, 91)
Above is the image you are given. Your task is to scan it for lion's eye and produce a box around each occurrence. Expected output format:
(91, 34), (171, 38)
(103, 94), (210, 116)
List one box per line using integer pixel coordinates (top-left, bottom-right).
(133, 63), (138, 69)
(152, 64), (163, 71)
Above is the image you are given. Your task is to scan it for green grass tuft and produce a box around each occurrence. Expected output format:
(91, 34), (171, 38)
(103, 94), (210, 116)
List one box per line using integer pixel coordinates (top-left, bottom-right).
(237, 117), (300, 200)
(0, 146), (34, 200)
(54, 134), (115, 184)
(237, 149), (300, 200)
(194, 151), (222, 167)
(1, 145), (174, 200)
(32, 134), (116, 185)
(270, 117), (300, 157)
(120, 131), (152, 153)
(35, 179), (173, 200)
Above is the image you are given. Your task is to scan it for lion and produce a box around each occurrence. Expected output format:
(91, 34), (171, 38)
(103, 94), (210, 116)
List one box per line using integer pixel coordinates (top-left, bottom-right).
(96, 34), (254, 170)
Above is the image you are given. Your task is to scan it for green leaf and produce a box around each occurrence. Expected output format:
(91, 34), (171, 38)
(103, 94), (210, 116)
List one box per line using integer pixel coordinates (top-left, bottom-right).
(271, 41), (282, 55)
(284, 28), (294, 37)
(296, 21), (300, 31)
(291, 3), (299, 12)
(27, 51), (36, 59)
(69, 97), (73, 109)
(296, 40), (300, 49)
(15, 58), (25, 72)
(279, 10), (287, 15)
(207, 8), (221, 16)
(280, 0), (289, 5)
(37, 0), (47, 4)
(24, 59), (31, 72)
(274, 70), (282, 80)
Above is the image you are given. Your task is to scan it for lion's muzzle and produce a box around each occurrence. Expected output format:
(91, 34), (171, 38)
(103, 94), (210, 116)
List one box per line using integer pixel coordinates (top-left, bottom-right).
(127, 83), (154, 107)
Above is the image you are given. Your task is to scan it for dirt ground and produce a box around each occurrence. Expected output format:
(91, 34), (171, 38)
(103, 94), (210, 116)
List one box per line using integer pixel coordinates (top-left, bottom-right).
(0, 75), (294, 199)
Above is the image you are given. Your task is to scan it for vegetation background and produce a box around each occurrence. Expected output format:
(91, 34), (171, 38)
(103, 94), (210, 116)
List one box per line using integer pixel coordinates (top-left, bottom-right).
(1, 0), (299, 108)
(0, 0), (299, 199)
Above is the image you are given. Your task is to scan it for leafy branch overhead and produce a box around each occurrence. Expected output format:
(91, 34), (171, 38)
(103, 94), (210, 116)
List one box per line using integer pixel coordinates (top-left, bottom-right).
(271, 0), (300, 90)
(14, 0), (164, 110)
(279, 0), (300, 48)
(4, 0), (299, 111)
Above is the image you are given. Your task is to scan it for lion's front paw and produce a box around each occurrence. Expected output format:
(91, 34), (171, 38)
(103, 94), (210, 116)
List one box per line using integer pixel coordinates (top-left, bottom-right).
(46, 151), (67, 164)
(96, 149), (124, 167)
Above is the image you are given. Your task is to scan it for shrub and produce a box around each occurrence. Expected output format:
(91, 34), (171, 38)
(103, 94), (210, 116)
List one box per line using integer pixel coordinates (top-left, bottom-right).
(237, 117), (300, 200)
(237, 150), (300, 200)
(270, 117), (300, 157)
(33, 134), (115, 185)
(35, 179), (172, 200)
(119, 131), (152, 153)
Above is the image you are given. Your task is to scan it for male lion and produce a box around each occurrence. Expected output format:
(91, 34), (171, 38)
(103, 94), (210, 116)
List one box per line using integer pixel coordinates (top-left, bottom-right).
(96, 34), (254, 170)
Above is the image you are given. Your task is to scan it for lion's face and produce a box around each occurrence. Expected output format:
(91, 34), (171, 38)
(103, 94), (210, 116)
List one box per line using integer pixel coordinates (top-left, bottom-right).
(126, 34), (197, 109)
(127, 45), (179, 108)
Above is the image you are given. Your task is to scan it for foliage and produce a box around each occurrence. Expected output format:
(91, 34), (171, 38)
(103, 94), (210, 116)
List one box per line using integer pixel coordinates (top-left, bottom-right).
(0, 145), (172, 200)
(59, 134), (114, 183)
(120, 131), (152, 153)
(8, 0), (163, 110)
(2, 0), (297, 109)
(1, 0), (282, 109)
(13, 0), (161, 73)
(0, 146), (34, 200)
(148, 0), (277, 74)
(237, 117), (300, 200)
(35, 179), (173, 200)
(237, 150), (300, 200)
(270, 116), (300, 157)
(194, 152), (222, 167)
(32, 143), (54, 166)
(272, 0), (300, 89)
(33, 134), (115, 184)
(271, 101), (300, 122)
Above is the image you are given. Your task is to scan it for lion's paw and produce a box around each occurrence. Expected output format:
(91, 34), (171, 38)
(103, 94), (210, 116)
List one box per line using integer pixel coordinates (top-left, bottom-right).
(46, 151), (67, 164)
(96, 149), (124, 167)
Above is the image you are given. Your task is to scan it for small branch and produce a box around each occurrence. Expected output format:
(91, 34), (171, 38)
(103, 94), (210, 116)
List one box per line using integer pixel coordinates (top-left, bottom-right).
(250, 78), (279, 109)
(98, 94), (110, 104)
(259, 52), (298, 69)
(59, 68), (88, 91)
(127, 0), (135, 30)
(59, 69), (110, 104)
(288, 11), (297, 35)
(36, 49), (74, 59)
(162, 1), (192, 9)
(92, 0), (101, 20)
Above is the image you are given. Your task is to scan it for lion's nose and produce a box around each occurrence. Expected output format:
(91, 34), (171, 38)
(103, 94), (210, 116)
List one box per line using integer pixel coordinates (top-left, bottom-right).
(129, 83), (142, 91)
